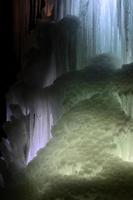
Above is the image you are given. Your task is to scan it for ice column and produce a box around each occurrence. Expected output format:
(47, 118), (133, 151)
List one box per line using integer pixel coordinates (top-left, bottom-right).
(114, 92), (133, 162)
(27, 94), (53, 163)
(115, 92), (133, 118)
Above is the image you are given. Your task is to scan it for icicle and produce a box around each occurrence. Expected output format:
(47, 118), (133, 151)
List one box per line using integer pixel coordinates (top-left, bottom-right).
(114, 131), (133, 162)
(115, 91), (133, 120)
(26, 92), (53, 163)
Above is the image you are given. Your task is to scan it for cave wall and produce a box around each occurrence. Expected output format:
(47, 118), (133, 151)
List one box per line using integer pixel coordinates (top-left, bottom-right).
(12, 0), (41, 65)
(11, 0), (55, 66)
(0, 0), (50, 124)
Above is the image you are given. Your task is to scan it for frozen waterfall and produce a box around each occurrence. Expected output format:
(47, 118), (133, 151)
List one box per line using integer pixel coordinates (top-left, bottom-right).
(55, 0), (133, 67)
(3, 0), (133, 167)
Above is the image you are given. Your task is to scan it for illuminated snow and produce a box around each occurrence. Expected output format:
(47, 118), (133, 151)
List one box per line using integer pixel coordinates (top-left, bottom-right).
(27, 94), (131, 178)
(3, 89), (133, 200)
(14, 93), (132, 200)
(3, 62), (133, 199)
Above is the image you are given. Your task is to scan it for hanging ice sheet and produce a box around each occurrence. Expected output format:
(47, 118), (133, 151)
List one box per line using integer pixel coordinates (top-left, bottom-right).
(55, 0), (133, 67)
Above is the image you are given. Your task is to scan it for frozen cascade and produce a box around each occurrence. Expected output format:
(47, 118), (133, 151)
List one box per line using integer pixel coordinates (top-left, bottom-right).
(5, 87), (54, 164)
(2, 16), (80, 167)
(54, 0), (133, 67)
(3, 0), (133, 167)
(4, 53), (117, 166)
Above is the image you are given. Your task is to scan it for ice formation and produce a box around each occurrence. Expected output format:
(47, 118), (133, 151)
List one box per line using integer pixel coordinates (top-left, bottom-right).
(110, 63), (133, 163)
(4, 93), (133, 200)
(55, 0), (133, 66)
(1, 2), (133, 192)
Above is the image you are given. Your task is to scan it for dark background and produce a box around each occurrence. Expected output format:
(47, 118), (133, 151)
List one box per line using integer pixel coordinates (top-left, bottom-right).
(0, 0), (51, 125)
(0, 0), (19, 124)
